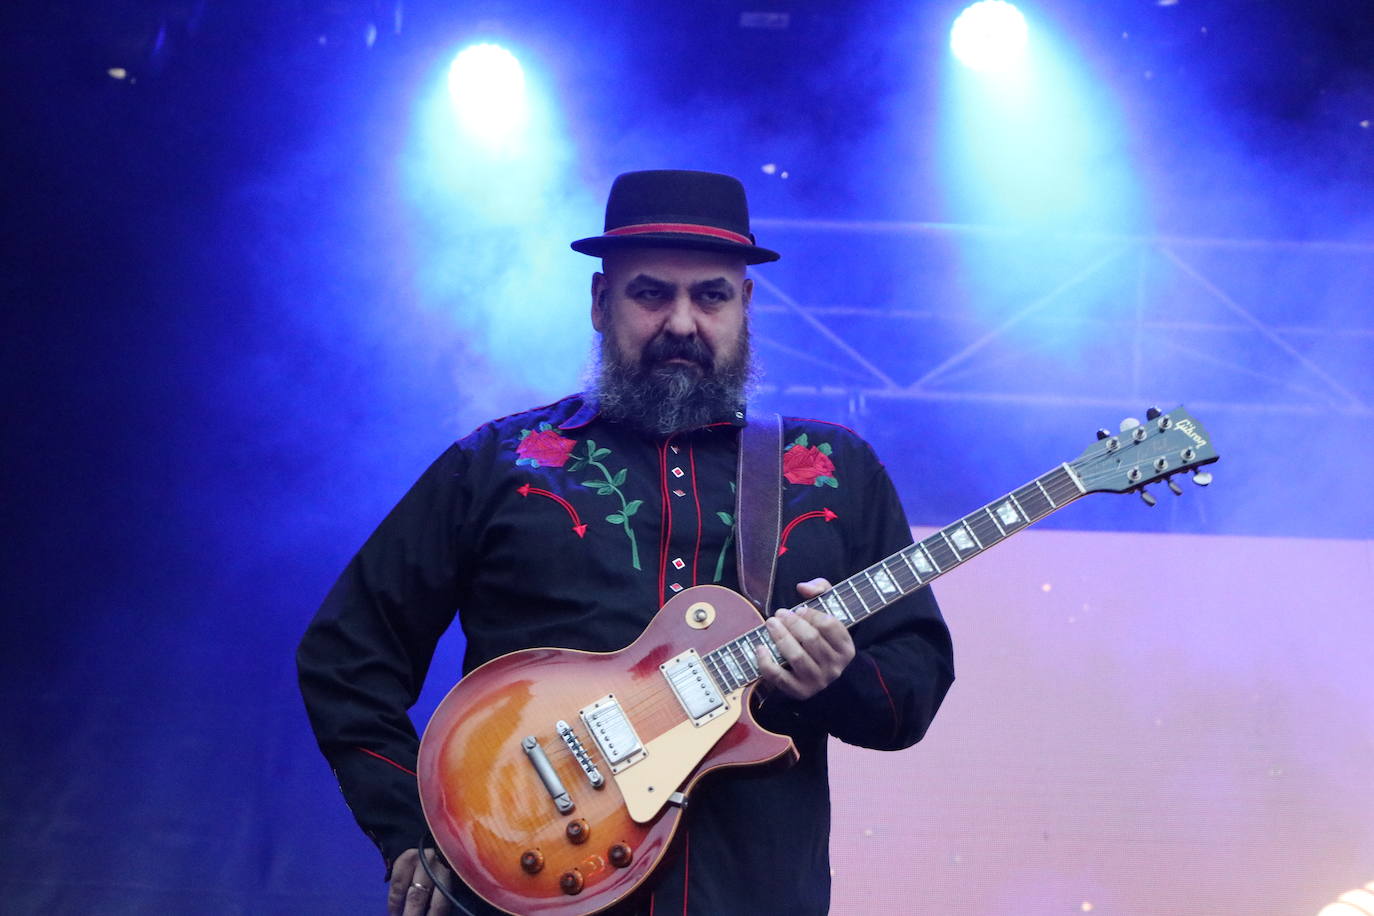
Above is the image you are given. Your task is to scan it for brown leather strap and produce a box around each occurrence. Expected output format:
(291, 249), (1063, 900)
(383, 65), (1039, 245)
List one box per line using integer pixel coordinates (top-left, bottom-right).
(735, 413), (783, 613)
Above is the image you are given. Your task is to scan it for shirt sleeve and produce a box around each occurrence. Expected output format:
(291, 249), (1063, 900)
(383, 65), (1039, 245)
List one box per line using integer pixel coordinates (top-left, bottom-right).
(296, 442), (470, 872)
(760, 454), (955, 751)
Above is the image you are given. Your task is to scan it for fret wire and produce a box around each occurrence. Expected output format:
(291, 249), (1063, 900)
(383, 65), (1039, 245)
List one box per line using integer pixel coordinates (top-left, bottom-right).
(705, 653), (728, 691)
(962, 520), (985, 550)
(876, 559), (906, 601)
(970, 516), (1002, 550)
(889, 555), (920, 592)
(925, 535), (956, 570)
(726, 642), (753, 681)
(1007, 491), (1030, 523)
(937, 530), (961, 562)
(1034, 477), (1057, 508)
(899, 549), (925, 585)
(860, 570), (882, 608)
(984, 505), (1007, 536)
(734, 641), (759, 680)
(918, 540), (944, 573)
(844, 578), (871, 613)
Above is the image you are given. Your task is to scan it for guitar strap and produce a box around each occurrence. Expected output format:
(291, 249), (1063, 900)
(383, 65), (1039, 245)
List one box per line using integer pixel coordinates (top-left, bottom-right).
(734, 411), (783, 614)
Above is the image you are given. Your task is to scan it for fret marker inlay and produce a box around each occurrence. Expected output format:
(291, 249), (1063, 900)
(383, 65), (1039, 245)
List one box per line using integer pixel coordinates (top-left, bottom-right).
(872, 568), (897, 595)
(996, 501), (1020, 526)
(950, 526), (974, 552)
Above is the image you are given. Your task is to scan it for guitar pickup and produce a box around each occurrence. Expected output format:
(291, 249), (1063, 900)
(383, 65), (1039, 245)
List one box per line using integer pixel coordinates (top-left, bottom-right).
(660, 650), (727, 725)
(579, 695), (645, 774)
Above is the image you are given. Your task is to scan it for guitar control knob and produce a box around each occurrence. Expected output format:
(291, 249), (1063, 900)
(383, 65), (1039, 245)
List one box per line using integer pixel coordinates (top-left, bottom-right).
(609, 843), (633, 868)
(520, 849), (544, 874)
(559, 869), (584, 895)
(566, 818), (590, 844)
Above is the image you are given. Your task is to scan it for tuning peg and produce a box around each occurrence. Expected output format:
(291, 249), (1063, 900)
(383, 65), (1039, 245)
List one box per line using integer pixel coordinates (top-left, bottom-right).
(1096, 428), (1112, 440)
(1192, 472), (1212, 486)
(1167, 478), (1183, 496)
(1119, 417), (1141, 432)
(1139, 488), (1157, 507)
(1146, 406), (1162, 420)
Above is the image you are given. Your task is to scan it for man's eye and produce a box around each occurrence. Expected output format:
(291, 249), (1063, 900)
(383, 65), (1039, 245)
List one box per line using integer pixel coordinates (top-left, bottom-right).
(635, 288), (666, 301)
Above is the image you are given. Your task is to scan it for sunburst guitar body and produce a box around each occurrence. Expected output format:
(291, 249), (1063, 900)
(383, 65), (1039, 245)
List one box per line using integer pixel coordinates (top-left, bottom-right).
(417, 585), (795, 916)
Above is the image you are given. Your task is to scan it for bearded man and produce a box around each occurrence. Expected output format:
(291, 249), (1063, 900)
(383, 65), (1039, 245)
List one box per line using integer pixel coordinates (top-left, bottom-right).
(298, 170), (955, 916)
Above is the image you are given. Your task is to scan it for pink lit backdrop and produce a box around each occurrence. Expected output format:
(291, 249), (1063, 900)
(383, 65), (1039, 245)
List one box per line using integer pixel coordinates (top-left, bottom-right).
(828, 528), (1374, 916)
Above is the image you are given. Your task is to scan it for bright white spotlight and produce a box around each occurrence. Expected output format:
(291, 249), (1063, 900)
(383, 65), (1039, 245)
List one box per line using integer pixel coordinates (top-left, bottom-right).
(950, 1), (1029, 73)
(446, 43), (528, 147)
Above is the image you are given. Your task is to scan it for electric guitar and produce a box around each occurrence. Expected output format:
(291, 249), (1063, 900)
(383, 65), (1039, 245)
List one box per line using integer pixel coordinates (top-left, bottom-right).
(417, 406), (1220, 916)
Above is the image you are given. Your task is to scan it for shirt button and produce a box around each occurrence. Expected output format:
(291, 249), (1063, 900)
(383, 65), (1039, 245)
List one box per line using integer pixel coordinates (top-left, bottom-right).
(672, 558), (686, 570)
(671, 467), (685, 478)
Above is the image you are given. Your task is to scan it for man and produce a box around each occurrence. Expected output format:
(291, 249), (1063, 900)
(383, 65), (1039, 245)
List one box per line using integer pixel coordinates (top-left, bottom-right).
(298, 169), (955, 916)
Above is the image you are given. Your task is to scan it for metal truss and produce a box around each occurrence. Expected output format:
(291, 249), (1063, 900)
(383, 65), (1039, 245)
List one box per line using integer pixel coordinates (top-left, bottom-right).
(747, 219), (1374, 419)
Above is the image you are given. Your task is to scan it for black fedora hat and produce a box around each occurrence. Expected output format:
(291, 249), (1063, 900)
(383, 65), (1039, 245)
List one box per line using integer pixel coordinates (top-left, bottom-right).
(571, 170), (780, 264)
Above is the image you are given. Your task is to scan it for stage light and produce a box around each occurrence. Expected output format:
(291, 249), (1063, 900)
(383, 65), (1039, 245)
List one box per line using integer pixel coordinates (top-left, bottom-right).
(446, 42), (528, 147)
(950, 1), (1029, 73)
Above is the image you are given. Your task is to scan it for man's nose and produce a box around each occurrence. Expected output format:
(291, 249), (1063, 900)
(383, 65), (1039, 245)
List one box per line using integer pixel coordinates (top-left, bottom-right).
(663, 293), (697, 337)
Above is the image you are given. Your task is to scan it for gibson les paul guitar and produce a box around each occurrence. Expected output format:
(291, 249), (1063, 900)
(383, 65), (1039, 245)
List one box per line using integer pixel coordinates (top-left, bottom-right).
(417, 406), (1219, 916)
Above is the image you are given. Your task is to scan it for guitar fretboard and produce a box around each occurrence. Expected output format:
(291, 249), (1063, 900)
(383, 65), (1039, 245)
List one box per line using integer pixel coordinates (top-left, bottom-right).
(700, 463), (1086, 694)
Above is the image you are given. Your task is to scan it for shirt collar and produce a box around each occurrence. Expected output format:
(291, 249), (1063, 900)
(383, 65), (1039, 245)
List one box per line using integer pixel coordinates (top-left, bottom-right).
(559, 393), (748, 432)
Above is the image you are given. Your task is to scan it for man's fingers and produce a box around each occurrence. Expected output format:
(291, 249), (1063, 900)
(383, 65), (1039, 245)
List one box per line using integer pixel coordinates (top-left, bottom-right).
(798, 608), (856, 661)
(795, 577), (832, 600)
(389, 848), (453, 916)
(387, 849), (419, 916)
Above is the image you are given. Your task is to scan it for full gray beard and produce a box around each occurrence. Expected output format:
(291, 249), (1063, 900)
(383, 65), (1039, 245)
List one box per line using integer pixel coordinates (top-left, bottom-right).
(592, 329), (753, 436)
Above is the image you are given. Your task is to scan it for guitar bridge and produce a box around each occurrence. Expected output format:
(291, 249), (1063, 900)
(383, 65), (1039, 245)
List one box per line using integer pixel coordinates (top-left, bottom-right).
(579, 695), (645, 774)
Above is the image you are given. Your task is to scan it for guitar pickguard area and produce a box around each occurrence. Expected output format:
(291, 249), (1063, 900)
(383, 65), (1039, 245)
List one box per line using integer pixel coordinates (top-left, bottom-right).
(615, 689), (743, 824)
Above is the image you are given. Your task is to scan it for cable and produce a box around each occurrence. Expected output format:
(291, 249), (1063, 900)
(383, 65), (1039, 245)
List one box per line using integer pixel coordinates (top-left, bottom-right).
(417, 832), (478, 916)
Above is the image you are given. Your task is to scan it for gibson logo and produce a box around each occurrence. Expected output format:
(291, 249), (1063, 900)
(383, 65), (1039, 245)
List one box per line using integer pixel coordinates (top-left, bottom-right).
(1176, 418), (1208, 448)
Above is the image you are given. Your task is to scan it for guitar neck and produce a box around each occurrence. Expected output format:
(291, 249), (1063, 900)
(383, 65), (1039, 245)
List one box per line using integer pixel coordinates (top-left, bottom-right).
(701, 462), (1087, 694)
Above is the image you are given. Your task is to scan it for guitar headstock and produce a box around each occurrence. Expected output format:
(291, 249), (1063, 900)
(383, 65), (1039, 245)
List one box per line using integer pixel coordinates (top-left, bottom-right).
(1070, 406), (1219, 504)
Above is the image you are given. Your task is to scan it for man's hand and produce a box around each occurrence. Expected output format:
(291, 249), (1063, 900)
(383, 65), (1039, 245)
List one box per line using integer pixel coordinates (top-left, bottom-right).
(755, 578), (856, 700)
(387, 848), (452, 916)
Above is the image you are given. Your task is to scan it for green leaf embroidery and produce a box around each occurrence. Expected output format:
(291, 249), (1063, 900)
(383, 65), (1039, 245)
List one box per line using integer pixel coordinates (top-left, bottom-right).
(716, 511), (733, 526)
(818, 475), (839, 488)
(793, 433), (809, 448)
(571, 440), (641, 570)
(818, 442), (833, 456)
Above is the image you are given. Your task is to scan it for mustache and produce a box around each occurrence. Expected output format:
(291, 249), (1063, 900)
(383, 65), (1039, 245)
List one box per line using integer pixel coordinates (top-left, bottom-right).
(642, 333), (714, 371)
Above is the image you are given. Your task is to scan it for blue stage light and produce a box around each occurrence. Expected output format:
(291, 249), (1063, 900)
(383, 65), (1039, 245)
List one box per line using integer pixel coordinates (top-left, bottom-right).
(446, 43), (528, 147)
(950, 1), (1029, 73)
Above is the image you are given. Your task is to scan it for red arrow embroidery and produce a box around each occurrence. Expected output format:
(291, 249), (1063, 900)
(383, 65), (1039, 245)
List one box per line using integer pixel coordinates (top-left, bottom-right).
(517, 483), (588, 538)
(778, 508), (837, 555)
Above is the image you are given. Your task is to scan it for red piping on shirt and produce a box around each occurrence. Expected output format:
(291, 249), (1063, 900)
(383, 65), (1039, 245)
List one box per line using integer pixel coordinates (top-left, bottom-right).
(777, 508), (837, 555)
(516, 484), (588, 537)
(658, 438), (673, 600)
(864, 655), (901, 741)
(354, 746), (416, 777)
(681, 826), (691, 916)
(689, 445), (702, 584)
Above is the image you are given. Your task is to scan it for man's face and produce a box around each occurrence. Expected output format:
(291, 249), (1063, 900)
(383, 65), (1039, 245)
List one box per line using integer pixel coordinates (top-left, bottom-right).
(590, 246), (754, 434)
(591, 247), (752, 378)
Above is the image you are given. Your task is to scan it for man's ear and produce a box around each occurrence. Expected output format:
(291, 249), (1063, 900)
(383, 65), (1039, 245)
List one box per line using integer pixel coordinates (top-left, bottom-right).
(742, 275), (753, 309)
(590, 272), (609, 332)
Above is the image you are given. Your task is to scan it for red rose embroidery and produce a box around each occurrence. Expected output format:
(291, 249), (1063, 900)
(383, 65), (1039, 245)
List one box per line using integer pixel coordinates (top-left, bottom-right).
(516, 427), (576, 468)
(783, 444), (836, 486)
